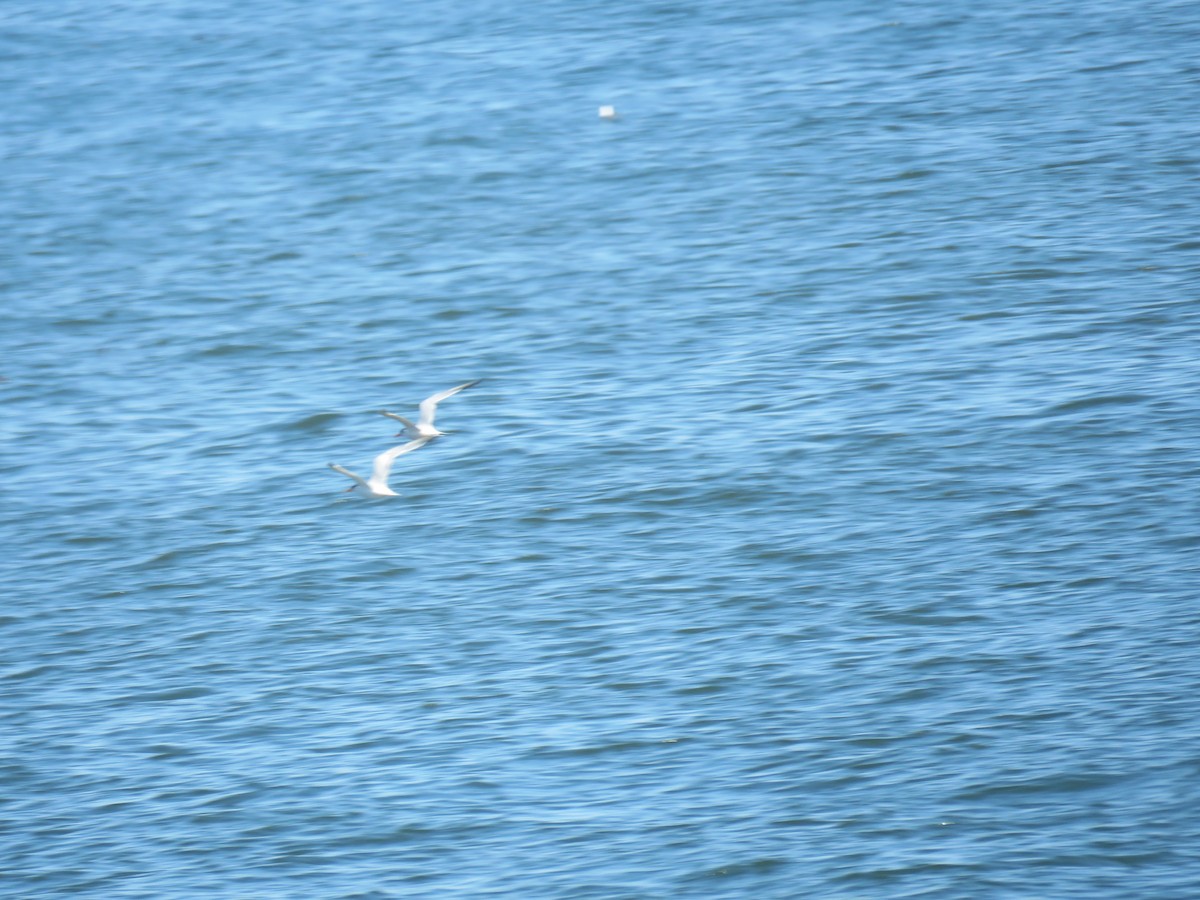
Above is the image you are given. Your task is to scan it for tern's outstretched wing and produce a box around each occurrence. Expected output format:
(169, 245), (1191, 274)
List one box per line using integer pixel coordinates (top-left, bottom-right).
(417, 379), (481, 428)
(328, 463), (367, 489)
(379, 410), (418, 430)
(369, 438), (429, 487)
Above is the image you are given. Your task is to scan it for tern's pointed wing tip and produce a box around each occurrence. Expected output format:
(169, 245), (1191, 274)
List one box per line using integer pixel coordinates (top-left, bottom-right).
(423, 379), (482, 406)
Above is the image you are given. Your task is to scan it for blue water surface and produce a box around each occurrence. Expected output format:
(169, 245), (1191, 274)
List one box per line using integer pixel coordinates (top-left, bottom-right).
(3, 0), (1200, 896)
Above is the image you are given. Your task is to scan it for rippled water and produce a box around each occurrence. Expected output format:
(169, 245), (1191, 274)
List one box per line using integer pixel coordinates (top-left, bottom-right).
(4, 0), (1200, 896)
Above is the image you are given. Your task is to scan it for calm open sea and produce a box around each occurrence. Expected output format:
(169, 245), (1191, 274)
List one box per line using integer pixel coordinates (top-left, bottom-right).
(3, 0), (1200, 896)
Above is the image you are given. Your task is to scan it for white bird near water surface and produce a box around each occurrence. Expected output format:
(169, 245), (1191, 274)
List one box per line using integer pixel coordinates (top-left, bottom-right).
(328, 438), (428, 499)
(380, 379), (480, 441)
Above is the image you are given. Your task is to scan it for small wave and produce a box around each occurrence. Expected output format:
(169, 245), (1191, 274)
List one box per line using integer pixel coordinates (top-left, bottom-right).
(145, 743), (198, 760)
(117, 685), (215, 703)
(1042, 392), (1150, 416)
(195, 343), (264, 358)
(281, 411), (343, 432)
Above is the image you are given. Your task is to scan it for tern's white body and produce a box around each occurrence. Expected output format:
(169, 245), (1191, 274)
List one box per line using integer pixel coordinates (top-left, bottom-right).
(380, 380), (480, 441)
(328, 438), (427, 499)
